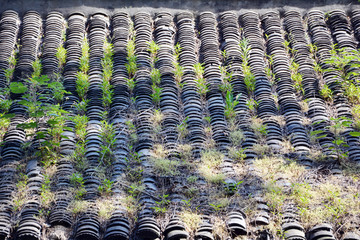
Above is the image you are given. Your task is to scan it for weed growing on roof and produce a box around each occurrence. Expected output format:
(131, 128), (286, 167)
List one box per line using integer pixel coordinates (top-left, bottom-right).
(148, 40), (159, 66)
(240, 38), (256, 95)
(284, 38), (304, 94)
(127, 182), (145, 199)
(152, 194), (170, 214)
(204, 116), (211, 125)
(100, 120), (116, 166)
(199, 149), (225, 184)
(244, 69), (256, 95)
(150, 68), (161, 85)
(201, 149), (223, 168)
(0, 90), (11, 112)
(98, 178), (113, 196)
(126, 165), (143, 183)
(223, 180), (243, 195)
(325, 45), (360, 104)
(265, 175), (360, 230)
(221, 50), (227, 60)
(246, 98), (258, 116)
(56, 45), (67, 69)
(73, 115), (88, 141)
(345, 83), (360, 104)
(151, 109), (164, 134)
(328, 117), (351, 159)
(70, 173), (86, 200)
(184, 187), (199, 199)
(125, 119), (137, 144)
(4, 50), (17, 85)
(283, 39), (291, 52)
(97, 198), (115, 221)
(177, 117), (189, 140)
(126, 77), (135, 92)
(8, 59), (69, 169)
(212, 217), (230, 240)
(320, 84), (333, 101)
(280, 139), (294, 154)
(228, 147), (246, 162)
(173, 43), (184, 84)
(173, 61), (184, 84)
(41, 106), (68, 167)
(31, 59), (42, 78)
(0, 70), (12, 136)
(120, 195), (139, 219)
(80, 38), (89, 72)
(224, 91), (239, 120)
(200, 168), (225, 184)
(40, 174), (54, 209)
(209, 197), (230, 212)
(76, 37), (90, 101)
(263, 181), (285, 215)
(253, 143), (270, 156)
(229, 129), (245, 146)
(0, 113), (10, 140)
(290, 60), (304, 94)
(151, 144), (173, 161)
(150, 157), (179, 176)
(253, 157), (360, 229)
(147, 41), (162, 106)
(125, 37), (137, 92)
(177, 144), (192, 162)
(314, 117), (360, 161)
(101, 79), (113, 109)
(254, 157), (304, 178)
(194, 63), (208, 98)
(313, 61), (322, 75)
(101, 40), (114, 109)
(265, 66), (275, 82)
(71, 114), (88, 172)
(187, 175), (198, 183)
(8, 49), (17, 66)
(70, 172), (84, 186)
(76, 72), (89, 99)
(308, 43), (318, 55)
(219, 79), (232, 94)
(13, 173), (28, 211)
(151, 84), (162, 106)
(180, 211), (202, 234)
(125, 39), (137, 76)
(239, 38), (250, 65)
(351, 105), (360, 129)
(250, 117), (268, 139)
(219, 66), (233, 94)
(68, 200), (89, 215)
(299, 100), (309, 113)
(181, 198), (193, 208)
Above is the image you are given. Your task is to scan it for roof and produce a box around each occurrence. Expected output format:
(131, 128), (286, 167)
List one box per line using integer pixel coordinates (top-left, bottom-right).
(0, 5), (360, 240)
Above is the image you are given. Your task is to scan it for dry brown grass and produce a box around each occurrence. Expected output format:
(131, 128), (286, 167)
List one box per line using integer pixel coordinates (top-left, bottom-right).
(212, 216), (229, 240)
(281, 139), (295, 154)
(229, 130), (245, 146)
(97, 198), (115, 222)
(198, 149), (225, 184)
(68, 200), (90, 216)
(177, 144), (192, 161)
(269, 115), (286, 127)
(180, 210), (202, 234)
(299, 100), (309, 113)
(258, 156), (360, 231)
(254, 156), (306, 182)
(253, 144), (270, 156)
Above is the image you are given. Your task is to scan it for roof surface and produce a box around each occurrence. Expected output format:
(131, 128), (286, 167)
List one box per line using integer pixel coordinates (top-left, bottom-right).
(0, 3), (360, 240)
